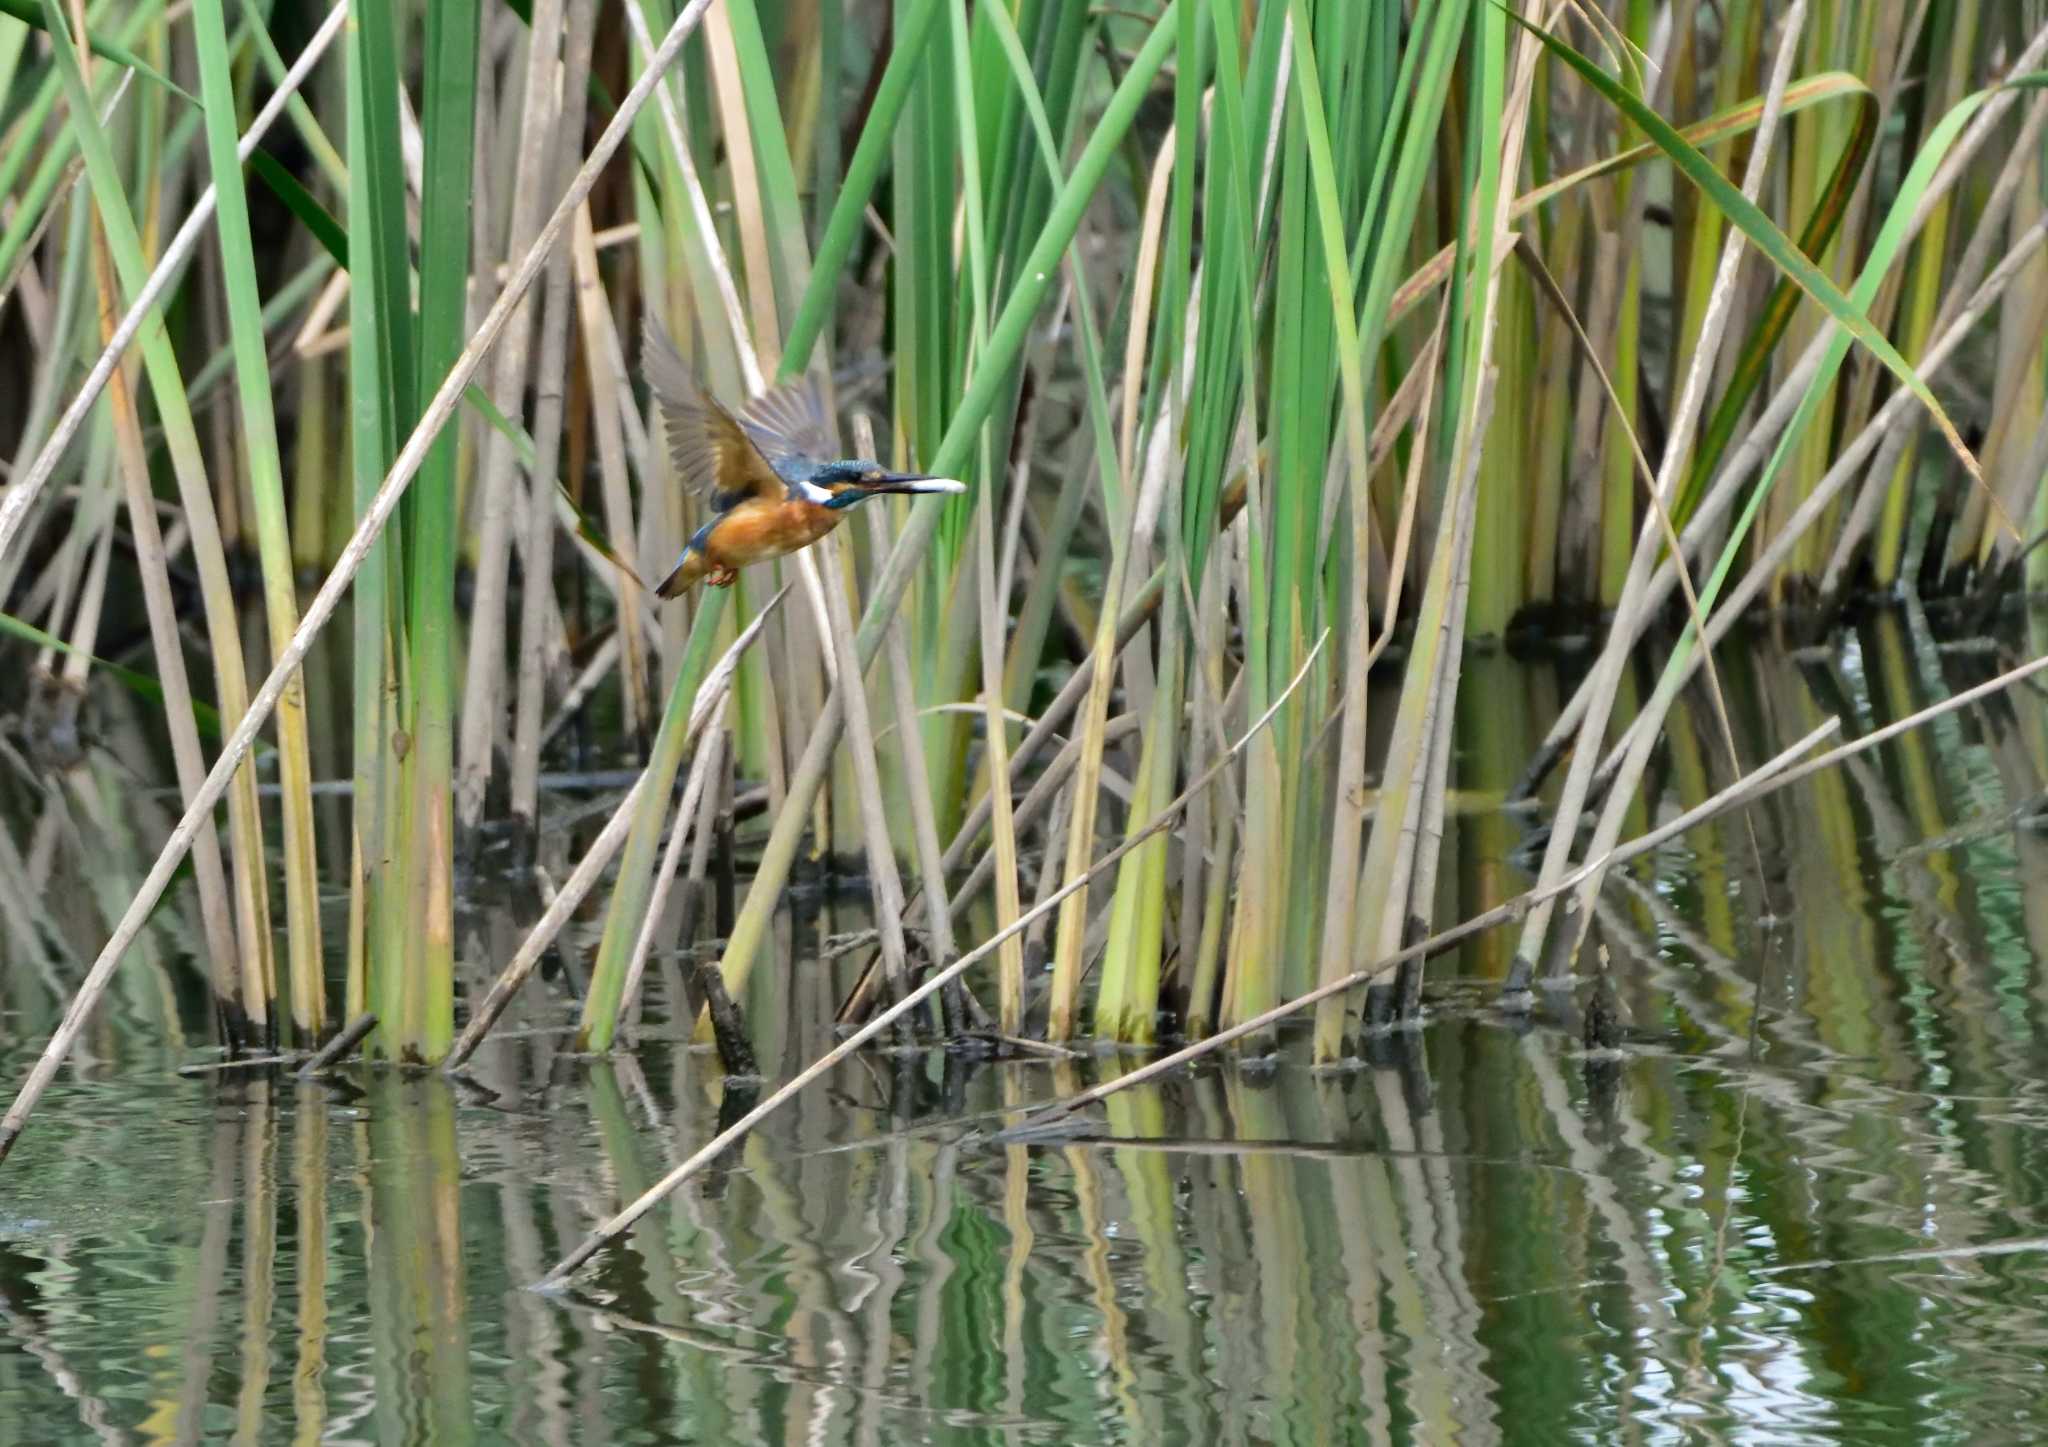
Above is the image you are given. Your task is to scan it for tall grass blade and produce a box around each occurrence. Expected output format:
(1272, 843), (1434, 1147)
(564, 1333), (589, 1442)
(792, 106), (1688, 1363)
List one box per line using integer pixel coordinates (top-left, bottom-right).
(189, 0), (327, 1040)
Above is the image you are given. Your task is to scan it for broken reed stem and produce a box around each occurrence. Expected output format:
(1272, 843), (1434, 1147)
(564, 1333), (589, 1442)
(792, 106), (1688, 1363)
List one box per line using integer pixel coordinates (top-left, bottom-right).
(297, 1012), (379, 1076)
(533, 631), (1329, 1288)
(0, 0), (723, 1167)
(445, 774), (647, 1072)
(618, 692), (730, 1026)
(448, 590), (779, 1070)
(695, 963), (757, 1078)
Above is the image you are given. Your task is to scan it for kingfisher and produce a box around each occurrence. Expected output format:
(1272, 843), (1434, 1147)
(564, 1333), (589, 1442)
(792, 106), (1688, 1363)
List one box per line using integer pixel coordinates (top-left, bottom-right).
(643, 321), (965, 597)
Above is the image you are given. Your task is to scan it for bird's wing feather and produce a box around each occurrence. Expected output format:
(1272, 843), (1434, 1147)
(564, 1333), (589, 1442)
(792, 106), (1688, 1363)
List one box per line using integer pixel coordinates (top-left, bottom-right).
(736, 374), (836, 475)
(643, 319), (788, 511)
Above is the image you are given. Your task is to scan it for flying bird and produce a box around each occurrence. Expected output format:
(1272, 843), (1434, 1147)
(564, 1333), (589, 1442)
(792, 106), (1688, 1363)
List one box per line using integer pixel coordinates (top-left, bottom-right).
(643, 321), (964, 597)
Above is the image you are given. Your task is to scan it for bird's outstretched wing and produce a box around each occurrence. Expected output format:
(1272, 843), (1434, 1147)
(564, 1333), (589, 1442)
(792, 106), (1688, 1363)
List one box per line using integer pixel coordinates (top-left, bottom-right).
(737, 371), (836, 476)
(643, 319), (784, 512)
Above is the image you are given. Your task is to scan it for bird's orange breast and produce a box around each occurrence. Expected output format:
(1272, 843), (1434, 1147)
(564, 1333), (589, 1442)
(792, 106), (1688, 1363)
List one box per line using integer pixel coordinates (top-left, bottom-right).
(701, 498), (843, 567)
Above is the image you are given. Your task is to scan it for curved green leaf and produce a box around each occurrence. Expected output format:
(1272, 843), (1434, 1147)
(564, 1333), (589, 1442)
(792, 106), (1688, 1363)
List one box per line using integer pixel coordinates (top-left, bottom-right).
(1503, 7), (1983, 487)
(1674, 86), (1879, 525)
(0, 0), (195, 103)
(249, 147), (347, 266)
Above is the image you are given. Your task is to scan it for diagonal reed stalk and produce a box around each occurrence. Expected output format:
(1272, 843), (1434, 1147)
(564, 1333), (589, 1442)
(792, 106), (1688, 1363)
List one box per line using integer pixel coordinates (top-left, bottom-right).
(0, 0), (725, 1161)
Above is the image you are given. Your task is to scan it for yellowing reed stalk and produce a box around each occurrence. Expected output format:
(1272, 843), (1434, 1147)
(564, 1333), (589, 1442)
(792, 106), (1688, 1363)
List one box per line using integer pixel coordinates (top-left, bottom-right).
(36, 0), (278, 1043)
(188, 0), (326, 1039)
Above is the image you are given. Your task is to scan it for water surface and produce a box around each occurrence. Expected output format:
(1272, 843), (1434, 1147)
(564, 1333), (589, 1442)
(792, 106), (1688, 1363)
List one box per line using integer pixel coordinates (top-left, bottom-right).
(6, 609), (2048, 1443)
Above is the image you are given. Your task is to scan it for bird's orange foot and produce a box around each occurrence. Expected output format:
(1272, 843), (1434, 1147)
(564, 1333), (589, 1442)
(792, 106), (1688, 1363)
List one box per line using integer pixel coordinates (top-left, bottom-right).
(708, 565), (739, 588)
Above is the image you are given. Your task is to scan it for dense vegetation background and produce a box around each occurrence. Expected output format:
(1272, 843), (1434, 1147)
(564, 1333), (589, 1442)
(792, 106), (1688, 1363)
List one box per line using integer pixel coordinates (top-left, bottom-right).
(1, 0), (2044, 1089)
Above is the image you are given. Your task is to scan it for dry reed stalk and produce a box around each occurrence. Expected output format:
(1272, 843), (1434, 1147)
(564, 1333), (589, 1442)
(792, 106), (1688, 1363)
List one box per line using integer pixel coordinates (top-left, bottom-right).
(569, 205), (652, 735)
(91, 227), (241, 1019)
(52, 484), (111, 741)
(972, 483), (1027, 1033)
(509, 0), (598, 832)
(456, 0), (567, 832)
(811, 530), (915, 1003)
(1182, 540), (1236, 1038)
(697, 2), (786, 377)
(540, 634), (619, 750)
(676, 729), (728, 941)
(296, 1011), (379, 1076)
(860, 431), (960, 1024)
(618, 694), (729, 1026)
(620, 0), (760, 392)
(1391, 376), (1494, 1019)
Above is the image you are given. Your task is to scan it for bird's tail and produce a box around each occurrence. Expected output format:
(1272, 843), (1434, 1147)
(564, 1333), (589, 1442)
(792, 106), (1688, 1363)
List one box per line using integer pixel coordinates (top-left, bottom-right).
(655, 550), (710, 598)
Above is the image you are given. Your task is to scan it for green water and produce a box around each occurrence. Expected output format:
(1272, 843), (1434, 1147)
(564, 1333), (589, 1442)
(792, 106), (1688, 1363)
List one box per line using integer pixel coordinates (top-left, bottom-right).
(7, 610), (2048, 1443)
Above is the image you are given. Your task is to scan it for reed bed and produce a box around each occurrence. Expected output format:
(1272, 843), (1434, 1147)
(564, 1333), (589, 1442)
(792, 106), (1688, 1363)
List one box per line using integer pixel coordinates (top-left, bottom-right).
(1, 0), (2046, 1174)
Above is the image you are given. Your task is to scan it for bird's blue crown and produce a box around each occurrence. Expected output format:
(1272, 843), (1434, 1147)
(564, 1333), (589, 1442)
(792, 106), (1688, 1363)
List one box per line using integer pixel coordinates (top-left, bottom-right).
(809, 458), (879, 487)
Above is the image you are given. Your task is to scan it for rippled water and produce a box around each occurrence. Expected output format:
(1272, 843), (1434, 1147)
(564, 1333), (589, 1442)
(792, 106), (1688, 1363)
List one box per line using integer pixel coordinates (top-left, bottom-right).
(7, 609), (2048, 1443)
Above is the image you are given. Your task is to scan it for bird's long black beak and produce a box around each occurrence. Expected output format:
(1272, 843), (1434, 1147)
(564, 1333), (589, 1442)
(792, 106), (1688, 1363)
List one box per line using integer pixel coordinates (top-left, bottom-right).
(860, 473), (967, 496)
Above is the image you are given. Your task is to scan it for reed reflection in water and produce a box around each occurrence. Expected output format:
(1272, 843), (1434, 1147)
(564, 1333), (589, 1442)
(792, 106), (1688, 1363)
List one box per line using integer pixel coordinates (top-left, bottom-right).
(6, 612), (2048, 1440)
